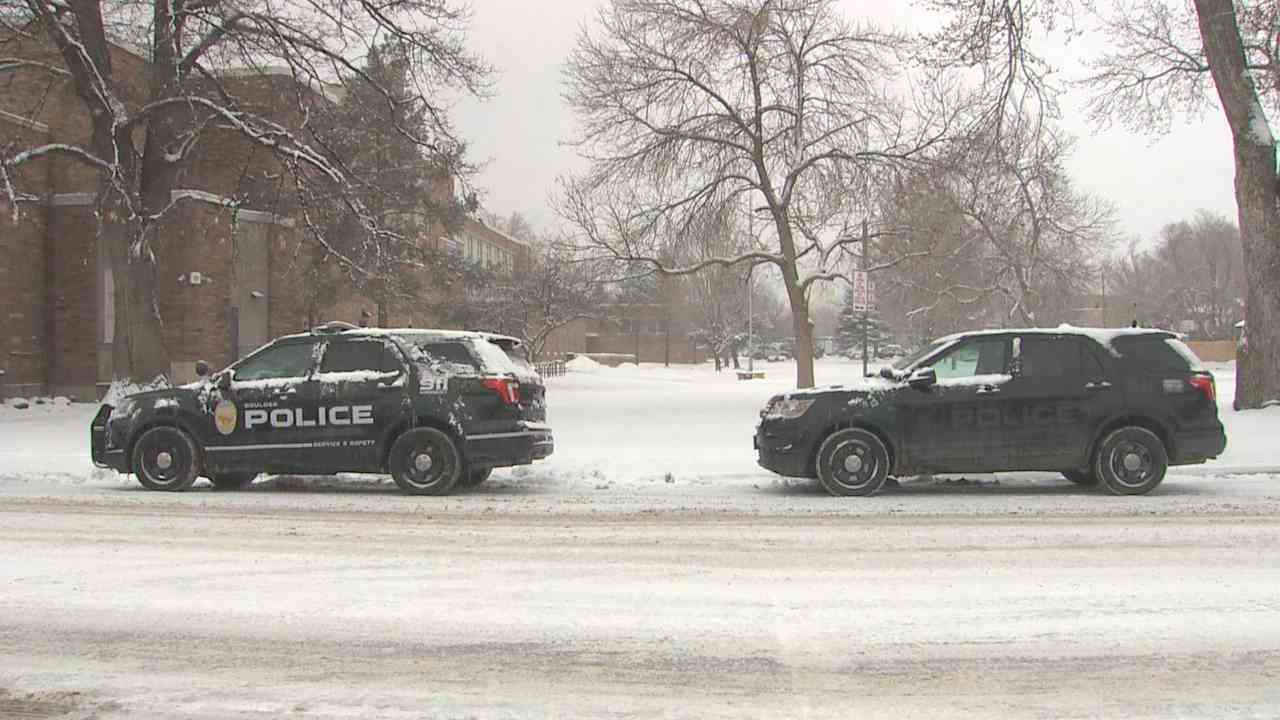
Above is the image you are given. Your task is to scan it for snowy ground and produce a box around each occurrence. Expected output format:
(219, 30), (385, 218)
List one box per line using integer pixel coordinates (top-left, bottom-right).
(2, 358), (1280, 718)
(2, 357), (1277, 510)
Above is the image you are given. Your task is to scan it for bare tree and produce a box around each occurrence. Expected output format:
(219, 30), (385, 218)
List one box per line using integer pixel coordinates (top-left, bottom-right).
(1107, 210), (1244, 339)
(0, 0), (489, 383)
(559, 0), (963, 388)
(666, 203), (752, 371)
(444, 237), (605, 362)
(931, 0), (1279, 407)
(942, 118), (1114, 325)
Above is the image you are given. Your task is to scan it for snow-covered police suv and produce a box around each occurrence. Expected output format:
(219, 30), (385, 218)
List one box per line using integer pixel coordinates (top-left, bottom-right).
(91, 322), (552, 495)
(755, 327), (1227, 497)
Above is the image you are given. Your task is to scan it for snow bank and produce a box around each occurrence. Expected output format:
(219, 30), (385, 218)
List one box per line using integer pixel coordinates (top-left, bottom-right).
(565, 355), (607, 373)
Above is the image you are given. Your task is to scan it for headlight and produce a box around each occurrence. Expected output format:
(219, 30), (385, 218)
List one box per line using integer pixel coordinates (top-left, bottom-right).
(767, 398), (814, 419)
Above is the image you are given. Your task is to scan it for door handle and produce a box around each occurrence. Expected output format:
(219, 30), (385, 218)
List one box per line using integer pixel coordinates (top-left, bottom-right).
(273, 387), (298, 398)
(1084, 381), (1113, 391)
(976, 385), (1000, 395)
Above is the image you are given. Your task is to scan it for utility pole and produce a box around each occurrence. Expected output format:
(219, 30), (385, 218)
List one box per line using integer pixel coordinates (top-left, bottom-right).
(747, 264), (754, 374)
(861, 218), (870, 378)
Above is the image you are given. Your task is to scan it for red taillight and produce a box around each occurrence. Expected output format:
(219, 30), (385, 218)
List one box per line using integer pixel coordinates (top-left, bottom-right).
(482, 377), (520, 405)
(1189, 375), (1215, 403)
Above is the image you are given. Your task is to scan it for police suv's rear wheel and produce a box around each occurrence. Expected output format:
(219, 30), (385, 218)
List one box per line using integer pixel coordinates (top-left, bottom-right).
(1094, 426), (1168, 496)
(815, 428), (890, 497)
(1062, 469), (1099, 487)
(459, 467), (492, 488)
(389, 428), (461, 496)
(209, 473), (257, 490)
(132, 426), (200, 492)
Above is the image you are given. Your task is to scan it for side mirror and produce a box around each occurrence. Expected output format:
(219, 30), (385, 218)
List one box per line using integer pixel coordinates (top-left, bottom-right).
(907, 367), (937, 389)
(195, 360), (211, 377)
(216, 372), (232, 391)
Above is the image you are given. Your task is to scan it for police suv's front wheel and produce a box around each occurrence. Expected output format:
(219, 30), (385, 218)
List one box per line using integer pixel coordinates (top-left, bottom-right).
(815, 428), (891, 497)
(1093, 426), (1168, 496)
(132, 426), (201, 492)
(389, 428), (461, 495)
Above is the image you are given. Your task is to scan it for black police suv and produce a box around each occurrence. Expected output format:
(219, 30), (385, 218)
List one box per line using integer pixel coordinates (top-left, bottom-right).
(91, 322), (553, 495)
(755, 327), (1227, 497)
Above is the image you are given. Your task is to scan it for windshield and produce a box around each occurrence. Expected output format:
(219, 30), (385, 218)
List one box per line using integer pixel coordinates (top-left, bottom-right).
(892, 338), (951, 371)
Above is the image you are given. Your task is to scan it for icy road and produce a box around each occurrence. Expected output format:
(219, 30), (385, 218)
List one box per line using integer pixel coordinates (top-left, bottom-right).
(2, 358), (1279, 717)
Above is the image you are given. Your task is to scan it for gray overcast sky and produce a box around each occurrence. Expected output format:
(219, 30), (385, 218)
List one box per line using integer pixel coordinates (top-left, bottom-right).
(453, 0), (1241, 244)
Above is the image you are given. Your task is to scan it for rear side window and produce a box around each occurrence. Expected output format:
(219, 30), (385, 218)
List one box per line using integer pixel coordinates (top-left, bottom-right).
(469, 338), (521, 374)
(414, 342), (480, 372)
(1018, 337), (1105, 379)
(1112, 336), (1203, 373)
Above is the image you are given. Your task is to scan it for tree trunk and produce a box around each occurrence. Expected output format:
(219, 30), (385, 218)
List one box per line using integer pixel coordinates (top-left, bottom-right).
(104, 211), (170, 385)
(1194, 0), (1280, 409)
(782, 270), (815, 388)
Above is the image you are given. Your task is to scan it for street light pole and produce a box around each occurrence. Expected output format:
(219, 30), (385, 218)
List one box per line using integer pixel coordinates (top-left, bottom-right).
(861, 218), (870, 378)
(747, 264), (754, 374)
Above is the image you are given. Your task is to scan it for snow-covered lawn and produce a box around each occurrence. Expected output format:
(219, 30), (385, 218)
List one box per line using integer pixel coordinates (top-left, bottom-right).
(1, 357), (1277, 501)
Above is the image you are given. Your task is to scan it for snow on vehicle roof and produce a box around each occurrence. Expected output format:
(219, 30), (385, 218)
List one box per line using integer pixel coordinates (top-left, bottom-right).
(933, 326), (1174, 347)
(278, 327), (523, 346)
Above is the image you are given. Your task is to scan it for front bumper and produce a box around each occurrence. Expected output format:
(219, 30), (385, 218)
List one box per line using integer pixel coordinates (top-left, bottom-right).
(465, 422), (554, 469)
(90, 405), (129, 473)
(754, 422), (814, 478)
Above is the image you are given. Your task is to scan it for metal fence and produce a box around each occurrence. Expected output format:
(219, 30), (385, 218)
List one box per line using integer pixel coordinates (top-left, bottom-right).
(534, 359), (566, 379)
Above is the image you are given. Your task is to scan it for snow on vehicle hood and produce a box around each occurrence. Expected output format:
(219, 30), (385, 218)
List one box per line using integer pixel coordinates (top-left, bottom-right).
(779, 375), (898, 400)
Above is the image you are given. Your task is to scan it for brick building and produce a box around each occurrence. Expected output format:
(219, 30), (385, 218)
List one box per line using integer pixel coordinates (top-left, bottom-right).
(1, 31), (502, 399)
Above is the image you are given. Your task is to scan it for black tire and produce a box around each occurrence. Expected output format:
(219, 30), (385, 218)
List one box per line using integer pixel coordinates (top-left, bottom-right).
(209, 472), (257, 490)
(458, 467), (493, 488)
(815, 428), (891, 497)
(132, 426), (201, 492)
(1062, 469), (1099, 487)
(1093, 426), (1168, 496)
(388, 427), (462, 496)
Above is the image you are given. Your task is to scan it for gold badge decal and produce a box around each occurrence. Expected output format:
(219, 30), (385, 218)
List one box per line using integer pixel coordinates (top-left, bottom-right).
(214, 400), (238, 435)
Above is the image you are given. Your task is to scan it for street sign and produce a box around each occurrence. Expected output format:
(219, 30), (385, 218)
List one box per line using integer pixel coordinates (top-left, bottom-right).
(851, 271), (874, 312)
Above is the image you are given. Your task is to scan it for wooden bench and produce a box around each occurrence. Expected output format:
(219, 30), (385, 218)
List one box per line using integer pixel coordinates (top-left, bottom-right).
(736, 370), (766, 380)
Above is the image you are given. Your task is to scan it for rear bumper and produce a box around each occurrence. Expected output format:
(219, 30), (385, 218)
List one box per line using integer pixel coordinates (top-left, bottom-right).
(1172, 425), (1228, 465)
(465, 423), (554, 469)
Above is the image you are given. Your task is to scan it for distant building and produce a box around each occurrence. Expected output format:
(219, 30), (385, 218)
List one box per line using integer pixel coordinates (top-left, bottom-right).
(0, 30), (470, 398)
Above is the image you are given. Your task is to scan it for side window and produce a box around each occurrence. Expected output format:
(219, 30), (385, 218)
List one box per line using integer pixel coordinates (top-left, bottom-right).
(415, 342), (480, 373)
(233, 342), (317, 381)
(928, 337), (1009, 381)
(320, 340), (403, 375)
(1113, 336), (1201, 373)
(1017, 337), (1106, 379)
(1018, 337), (1072, 378)
(1080, 341), (1106, 379)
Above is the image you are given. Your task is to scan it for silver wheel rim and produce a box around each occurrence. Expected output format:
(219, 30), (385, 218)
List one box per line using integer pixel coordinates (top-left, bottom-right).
(828, 438), (877, 490)
(400, 434), (454, 489)
(1109, 439), (1154, 488)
